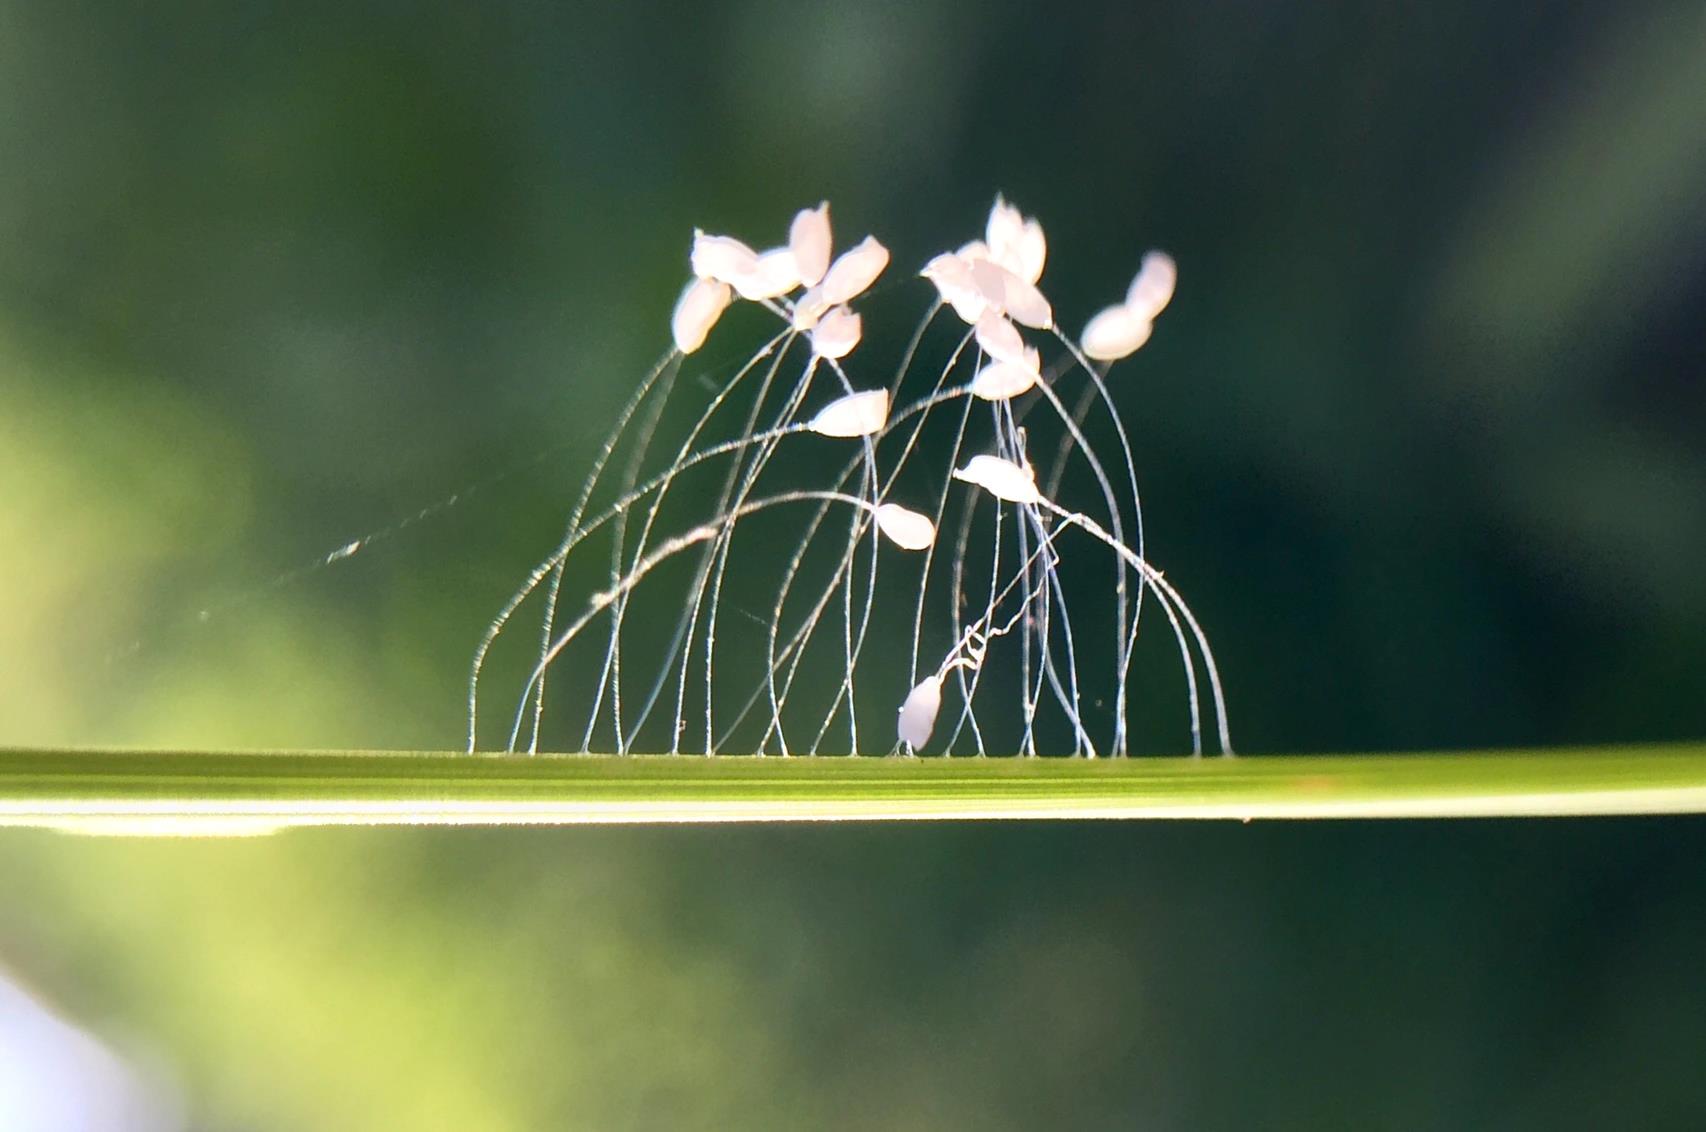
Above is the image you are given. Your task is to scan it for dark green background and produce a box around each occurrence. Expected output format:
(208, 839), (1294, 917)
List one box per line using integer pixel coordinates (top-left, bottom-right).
(1, 3), (1703, 1127)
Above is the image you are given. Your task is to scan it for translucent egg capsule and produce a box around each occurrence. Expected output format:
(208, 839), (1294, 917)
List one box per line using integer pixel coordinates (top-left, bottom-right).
(973, 310), (1029, 368)
(969, 358), (1040, 401)
(819, 236), (890, 306)
(921, 252), (988, 325)
(729, 247), (802, 300)
(670, 277), (733, 354)
(1080, 304), (1154, 362)
(690, 232), (759, 283)
(984, 195), (1046, 285)
(873, 503), (936, 550)
(1125, 251), (1177, 322)
(951, 453), (1044, 505)
(807, 389), (890, 438)
(896, 674), (943, 750)
(810, 305), (862, 359)
(789, 202), (832, 288)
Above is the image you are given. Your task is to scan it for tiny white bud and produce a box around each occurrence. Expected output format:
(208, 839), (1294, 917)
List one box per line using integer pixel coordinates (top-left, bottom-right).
(789, 202), (832, 288)
(810, 305), (862, 359)
(820, 236), (890, 305)
(873, 503), (936, 550)
(951, 453), (1044, 505)
(1125, 251), (1177, 321)
(1080, 304), (1154, 361)
(671, 277), (733, 354)
(807, 389), (890, 438)
(729, 246), (802, 300)
(897, 674), (944, 749)
(690, 232), (759, 283)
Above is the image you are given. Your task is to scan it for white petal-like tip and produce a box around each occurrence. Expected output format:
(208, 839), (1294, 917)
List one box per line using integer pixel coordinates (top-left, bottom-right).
(810, 305), (862, 359)
(874, 503), (936, 551)
(969, 257), (1053, 330)
(1080, 304), (1154, 362)
(671, 277), (733, 354)
(951, 453), (1044, 505)
(897, 674), (943, 749)
(690, 232), (759, 283)
(728, 246), (801, 300)
(921, 252), (987, 324)
(1015, 217), (1047, 285)
(820, 236), (890, 305)
(1000, 271), (1053, 330)
(969, 359), (1040, 401)
(1125, 251), (1177, 321)
(807, 388), (890, 438)
(986, 196), (1024, 257)
(789, 202), (832, 288)
(791, 286), (830, 331)
(974, 310), (1029, 368)
(985, 196), (1047, 285)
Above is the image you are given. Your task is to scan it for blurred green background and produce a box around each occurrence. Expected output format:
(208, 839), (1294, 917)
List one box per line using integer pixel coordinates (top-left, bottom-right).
(2, 2), (1704, 1127)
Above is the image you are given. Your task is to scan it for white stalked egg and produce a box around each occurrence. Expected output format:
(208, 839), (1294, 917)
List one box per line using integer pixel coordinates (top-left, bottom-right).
(873, 503), (936, 550)
(670, 277), (733, 355)
(951, 453), (1044, 505)
(897, 674), (943, 750)
(807, 389), (890, 438)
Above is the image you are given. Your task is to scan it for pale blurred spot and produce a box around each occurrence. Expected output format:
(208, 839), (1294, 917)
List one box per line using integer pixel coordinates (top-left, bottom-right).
(0, 968), (182, 1132)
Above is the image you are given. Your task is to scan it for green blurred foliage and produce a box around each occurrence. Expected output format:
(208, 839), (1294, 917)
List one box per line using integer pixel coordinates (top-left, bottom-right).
(1, 1), (1704, 1127)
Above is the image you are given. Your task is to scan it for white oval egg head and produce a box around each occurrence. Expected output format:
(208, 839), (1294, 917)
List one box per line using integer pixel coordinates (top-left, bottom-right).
(951, 454), (1044, 505)
(1125, 251), (1177, 322)
(1081, 304), (1154, 362)
(690, 232), (759, 283)
(897, 674), (944, 750)
(789, 202), (833, 288)
(819, 236), (890, 306)
(807, 388), (890, 438)
(729, 246), (802, 300)
(873, 504), (936, 551)
(670, 277), (733, 354)
(810, 305), (863, 359)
